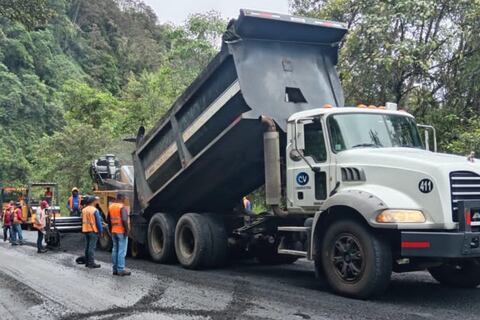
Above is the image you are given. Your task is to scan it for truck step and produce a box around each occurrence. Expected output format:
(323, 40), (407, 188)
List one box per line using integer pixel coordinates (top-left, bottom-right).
(277, 226), (311, 232)
(277, 249), (307, 257)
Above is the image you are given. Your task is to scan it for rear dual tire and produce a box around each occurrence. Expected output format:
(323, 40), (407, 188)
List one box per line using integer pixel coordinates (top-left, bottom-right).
(147, 213), (176, 263)
(174, 213), (227, 269)
(147, 212), (228, 269)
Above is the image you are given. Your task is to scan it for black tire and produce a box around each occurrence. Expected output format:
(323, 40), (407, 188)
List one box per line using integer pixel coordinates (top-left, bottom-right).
(45, 231), (61, 248)
(129, 239), (148, 259)
(320, 219), (392, 299)
(147, 213), (176, 263)
(175, 213), (227, 269)
(98, 231), (113, 251)
(428, 259), (480, 288)
(252, 243), (299, 265)
(204, 213), (228, 268)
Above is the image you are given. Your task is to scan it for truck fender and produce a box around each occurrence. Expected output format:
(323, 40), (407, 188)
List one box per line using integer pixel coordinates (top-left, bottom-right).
(309, 190), (388, 260)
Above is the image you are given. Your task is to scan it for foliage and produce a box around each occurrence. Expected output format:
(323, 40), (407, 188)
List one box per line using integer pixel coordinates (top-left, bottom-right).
(290, 0), (480, 155)
(0, 0), (225, 205)
(32, 121), (112, 201)
(0, 0), (55, 30)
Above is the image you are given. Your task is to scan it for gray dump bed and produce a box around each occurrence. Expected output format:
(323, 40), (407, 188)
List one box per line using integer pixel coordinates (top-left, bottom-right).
(133, 9), (347, 214)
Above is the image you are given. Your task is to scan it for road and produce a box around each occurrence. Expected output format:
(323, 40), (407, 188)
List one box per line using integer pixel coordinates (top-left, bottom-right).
(0, 231), (479, 320)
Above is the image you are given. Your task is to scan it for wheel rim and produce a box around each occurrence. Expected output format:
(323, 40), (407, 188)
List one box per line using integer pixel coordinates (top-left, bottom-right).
(179, 224), (195, 258)
(151, 224), (164, 254)
(330, 233), (364, 283)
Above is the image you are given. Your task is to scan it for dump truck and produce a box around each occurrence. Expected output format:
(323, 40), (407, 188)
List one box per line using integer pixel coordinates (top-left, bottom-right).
(128, 9), (480, 299)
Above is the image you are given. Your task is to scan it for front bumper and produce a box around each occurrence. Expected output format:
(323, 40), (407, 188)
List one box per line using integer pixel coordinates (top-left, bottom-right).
(401, 231), (480, 258)
(401, 200), (480, 258)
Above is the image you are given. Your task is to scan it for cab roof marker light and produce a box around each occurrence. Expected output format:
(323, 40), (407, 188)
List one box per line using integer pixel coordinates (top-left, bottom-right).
(378, 106), (386, 109)
(385, 102), (398, 111)
(368, 105), (377, 109)
(323, 104), (333, 108)
(291, 17), (306, 23)
(357, 104), (367, 108)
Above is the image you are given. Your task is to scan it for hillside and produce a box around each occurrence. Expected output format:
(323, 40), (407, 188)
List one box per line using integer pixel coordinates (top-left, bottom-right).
(0, 0), (224, 196)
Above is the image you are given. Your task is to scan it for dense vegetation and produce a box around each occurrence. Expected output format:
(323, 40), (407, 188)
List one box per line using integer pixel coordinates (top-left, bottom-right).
(291, 0), (480, 153)
(0, 0), (224, 199)
(0, 0), (479, 204)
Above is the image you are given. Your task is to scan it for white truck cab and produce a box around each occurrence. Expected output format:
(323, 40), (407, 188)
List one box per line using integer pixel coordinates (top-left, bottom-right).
(276, 105), (480, 298)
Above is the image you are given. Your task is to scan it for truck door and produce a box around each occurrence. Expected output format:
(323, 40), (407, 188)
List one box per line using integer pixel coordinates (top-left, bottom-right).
(287, 118), (331, 210)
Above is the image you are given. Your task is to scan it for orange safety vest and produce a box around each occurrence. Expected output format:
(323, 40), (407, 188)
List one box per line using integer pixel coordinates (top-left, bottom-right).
(13, 208), (22, 224)
(68, 195), (83, 210)
(82, 206), (98, 233)
(109, 202), (125, 234)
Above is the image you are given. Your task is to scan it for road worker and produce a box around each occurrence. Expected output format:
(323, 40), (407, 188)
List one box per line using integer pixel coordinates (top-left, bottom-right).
(108, 193), (131, 276)
(2, 201), (13, 242)
(243, 196), (252, 211)
(34, 200), (49, 253)
(11, 202), (24, 245)
(81, 196), (103, 268)
(44, 187), (53, 205)
(67, 187), (82, 216)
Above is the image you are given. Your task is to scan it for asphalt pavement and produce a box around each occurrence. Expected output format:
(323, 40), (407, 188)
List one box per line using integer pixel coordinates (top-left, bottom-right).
(0, 231), (479, 320)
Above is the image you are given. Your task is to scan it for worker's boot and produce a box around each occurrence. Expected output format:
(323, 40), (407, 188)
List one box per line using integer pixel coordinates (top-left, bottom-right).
(117, 269), (131, 276)
(37, 248), (48, 253)
(87, 263), (101, 269)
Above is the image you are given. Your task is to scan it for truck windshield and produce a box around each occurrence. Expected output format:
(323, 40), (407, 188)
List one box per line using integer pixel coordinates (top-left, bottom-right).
(328, 113), (423, 152)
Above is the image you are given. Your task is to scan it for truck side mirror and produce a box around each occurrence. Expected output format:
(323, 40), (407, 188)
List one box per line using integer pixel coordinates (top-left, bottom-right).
(294, 120), (305, 151)
(417, 124), (437, 152)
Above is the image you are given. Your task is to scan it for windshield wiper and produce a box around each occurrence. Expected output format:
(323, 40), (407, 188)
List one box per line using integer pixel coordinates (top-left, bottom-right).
(351, 143), (380, 149)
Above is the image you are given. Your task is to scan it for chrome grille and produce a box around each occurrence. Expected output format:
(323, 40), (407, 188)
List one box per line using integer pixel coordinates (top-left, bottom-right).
(450, 171), (480, 222)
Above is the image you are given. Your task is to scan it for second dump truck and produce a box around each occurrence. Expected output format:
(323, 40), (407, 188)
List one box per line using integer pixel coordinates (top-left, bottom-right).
(129, 10), (480, 298)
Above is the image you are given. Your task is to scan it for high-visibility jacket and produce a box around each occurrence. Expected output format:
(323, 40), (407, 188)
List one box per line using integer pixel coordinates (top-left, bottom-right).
(13, 208), (22, 224)
(2, 208), (12, 226)
(68, 195), (82, 210)
(82, 206), (98, 233)
(109, 203), (125, 234)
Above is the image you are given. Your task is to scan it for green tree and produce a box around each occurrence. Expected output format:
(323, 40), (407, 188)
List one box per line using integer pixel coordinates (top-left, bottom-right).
(0, 0), (55, 30)
(290, 0), (480, 154)
(33, 121), (112, 200)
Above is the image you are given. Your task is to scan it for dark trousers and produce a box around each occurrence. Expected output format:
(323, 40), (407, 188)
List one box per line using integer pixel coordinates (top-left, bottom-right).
(37, 230), (44, 251)
(84, 232), (98, 265)
(3, 226), (11, 241)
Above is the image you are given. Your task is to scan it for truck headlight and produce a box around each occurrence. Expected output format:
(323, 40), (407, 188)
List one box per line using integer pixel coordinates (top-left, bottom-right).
(375, 210), (425, 223)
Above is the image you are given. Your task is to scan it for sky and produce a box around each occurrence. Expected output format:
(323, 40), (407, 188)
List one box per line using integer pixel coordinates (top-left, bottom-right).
(143, 0), (290, 25)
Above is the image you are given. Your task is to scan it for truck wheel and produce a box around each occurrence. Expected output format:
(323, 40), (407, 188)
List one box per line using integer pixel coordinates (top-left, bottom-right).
(204, 213), (228, 267)
(147, 213), (176, 263)
(428, 259), (480, 288)
(98, 231), (113, 251)
(252, 244), (298, 265)
(175, 213), (227, 269)
(45, 231), (61, 248)
(320, 219), (392, 299)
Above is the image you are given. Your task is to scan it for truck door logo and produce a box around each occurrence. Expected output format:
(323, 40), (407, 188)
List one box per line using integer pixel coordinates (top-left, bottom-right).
(418, 179), (434, 193)
(296, 172), (309, 186)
